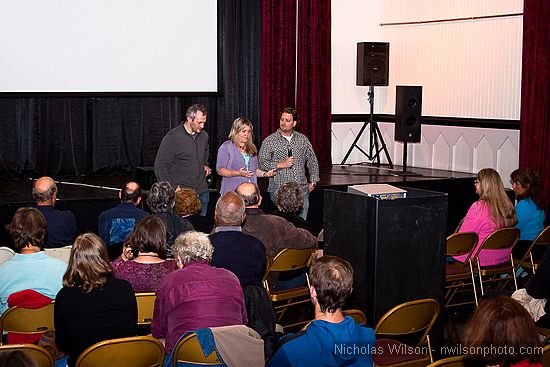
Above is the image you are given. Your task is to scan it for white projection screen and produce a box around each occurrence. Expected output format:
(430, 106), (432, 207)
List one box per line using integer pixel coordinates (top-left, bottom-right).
(0, 0), (218, 93)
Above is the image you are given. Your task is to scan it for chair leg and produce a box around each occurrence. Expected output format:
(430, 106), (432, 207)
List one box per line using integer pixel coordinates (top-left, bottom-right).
(476, 261), (485, 296)
(469, 260), (478, 306)
(511, 254), (518, 290)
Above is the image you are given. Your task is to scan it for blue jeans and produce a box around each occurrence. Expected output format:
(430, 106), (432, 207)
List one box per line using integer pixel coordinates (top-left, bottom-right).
(198, 191), (210, 217)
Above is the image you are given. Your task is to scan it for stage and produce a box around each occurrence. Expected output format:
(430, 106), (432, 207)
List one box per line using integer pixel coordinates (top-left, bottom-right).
(0, 164), (476, 246)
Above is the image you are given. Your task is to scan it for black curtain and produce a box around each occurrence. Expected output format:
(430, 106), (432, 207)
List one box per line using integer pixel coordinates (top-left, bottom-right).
(0, 0), (262, 180)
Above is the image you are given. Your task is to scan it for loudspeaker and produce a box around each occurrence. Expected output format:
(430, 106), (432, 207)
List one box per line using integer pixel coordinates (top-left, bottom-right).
(394, 85), (423, 142)
(356, 42), (390, 86)
(136, 166), (157, 190)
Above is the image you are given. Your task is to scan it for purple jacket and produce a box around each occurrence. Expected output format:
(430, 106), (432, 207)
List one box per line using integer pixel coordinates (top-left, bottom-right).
(216, 140), (259, 194)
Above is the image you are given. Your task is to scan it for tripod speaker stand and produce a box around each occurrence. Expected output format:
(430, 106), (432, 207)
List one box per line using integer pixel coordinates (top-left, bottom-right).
(340, 85), (394, 168)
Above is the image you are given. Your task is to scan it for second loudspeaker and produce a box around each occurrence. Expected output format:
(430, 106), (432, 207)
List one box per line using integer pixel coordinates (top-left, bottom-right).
(394, 85), (423, 143)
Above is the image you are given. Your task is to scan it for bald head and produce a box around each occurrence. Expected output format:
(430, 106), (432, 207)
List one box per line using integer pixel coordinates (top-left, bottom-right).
(120, 181), (142, 205)
(32, 177), (57, 205)
(215, 192), (246, 227)
(235, 182), (261, 207)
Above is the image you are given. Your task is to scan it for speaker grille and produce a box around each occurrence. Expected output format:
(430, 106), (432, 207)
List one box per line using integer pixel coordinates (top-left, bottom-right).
(356, 42), (390, 86)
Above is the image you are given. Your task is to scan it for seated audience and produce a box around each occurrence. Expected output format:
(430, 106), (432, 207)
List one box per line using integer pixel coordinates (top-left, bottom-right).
(273, 181), (311, 233)
(54, 233), (137, 367)
(98, 181), (148, 256)
(463, 296), (542, 367)
(0, 207), (67, 314)
(268, 256), (375, 367)
(509, 168), (546, 260)
(210, 191), (266, 286)
(112, 216), (176, 292)
(147, 181), (193, 258)
(152, 231), (247, 355)
(453, 168), (517, 266)
(174, 187), (213, 233)
(515, 249), (550, 328)
(33, 176), (76, 248)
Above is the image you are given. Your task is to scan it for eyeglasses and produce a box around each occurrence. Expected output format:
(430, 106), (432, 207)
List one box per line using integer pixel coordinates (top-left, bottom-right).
(474, 180), (480, 185)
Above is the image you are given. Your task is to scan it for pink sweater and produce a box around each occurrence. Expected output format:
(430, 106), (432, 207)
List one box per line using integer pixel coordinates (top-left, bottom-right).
(453, 201), (509, 266)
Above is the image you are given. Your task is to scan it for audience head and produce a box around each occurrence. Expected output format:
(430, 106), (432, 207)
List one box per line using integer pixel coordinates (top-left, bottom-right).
(174, 187), (202, 217)
(235, 182), (261, 207)
(310, 255), (354, 314)
(228, 117), (258, 155)
(0, 350), (38, 367)
(147, 181), (175, 214)
(172, 231), (213, 268)
(125, 216), (167, 259)
(464, 296), (541, 366)
(120, 181), (142, 205)
(32, 176), (57, 204)
(274, 181), (304, 214)
(64, 233), (114, 293)
(475, 168), (517, 227)
(215, 191), (246, 227)
(510, 168), (544, 210)
(6, 207), (47, 251)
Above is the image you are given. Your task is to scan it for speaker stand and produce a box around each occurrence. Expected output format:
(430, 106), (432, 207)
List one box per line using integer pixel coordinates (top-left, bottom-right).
(340, 86), (394, 168)
(391, 141), (423, 176)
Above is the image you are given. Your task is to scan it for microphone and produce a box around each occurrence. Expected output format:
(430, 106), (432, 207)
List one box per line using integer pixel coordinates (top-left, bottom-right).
(288, 147), (292, 157)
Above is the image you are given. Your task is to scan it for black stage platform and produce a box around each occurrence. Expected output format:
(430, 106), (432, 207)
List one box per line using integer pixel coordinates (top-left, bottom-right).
(0, 165), (476, 246)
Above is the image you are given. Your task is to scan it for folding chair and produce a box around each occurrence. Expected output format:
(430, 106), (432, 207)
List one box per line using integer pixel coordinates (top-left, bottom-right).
(0, 303), (55, 345)
(513, 226), (550, 274)
(171, 332), (222, 366)
(445, 232), (479, 307)
(75, 336), (164, 367)
(0, 343), (54, 367)
(262, 247), (315, 329)
(426, 355), (466, 367)
(542, 344), (550, 366)
(343, 309), (367, 325)
(472, 227), (519, 295)
(135, 292), (156, 325)
(374, 298), (440, 367)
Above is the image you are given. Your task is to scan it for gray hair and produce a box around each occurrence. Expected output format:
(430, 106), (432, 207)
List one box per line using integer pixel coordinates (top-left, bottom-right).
(215, 192), (245, 226)
(186, 104), (208, 121)
(274, 181), (304, 214)
(147, 181), (175, 214)
(173, 231), (213, 265)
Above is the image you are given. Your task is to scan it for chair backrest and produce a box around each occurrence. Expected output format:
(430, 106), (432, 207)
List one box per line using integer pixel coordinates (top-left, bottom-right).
(542, 344), (550, 367)
(0, 246), (15, 265)
(266, 247), (315, 273)
(427, 355), (466, 367)
(343, 309), (367, 325)
(75, 336), (165, 367)
(472, 227), (519, 261)
(172, 332), (221, 366)
(0, 343), (54, 367)
(136, 292), (156, 325)
(374, 298), (440, 346)
(44, 245), (72, 264)
(533, 225), (550, 250)
(446, 232), (478, 259)
(0, 303), (55, 342)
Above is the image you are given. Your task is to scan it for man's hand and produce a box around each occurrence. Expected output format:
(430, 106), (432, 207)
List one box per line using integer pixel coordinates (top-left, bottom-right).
(307, 182), (316, 192)
(278, 157), (294, 169)
(204, 165), (212, 176)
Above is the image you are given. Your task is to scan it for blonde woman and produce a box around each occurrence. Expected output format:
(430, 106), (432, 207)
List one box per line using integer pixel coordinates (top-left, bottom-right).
(453, 168), (518, 266)
(216, 117), (276, 194)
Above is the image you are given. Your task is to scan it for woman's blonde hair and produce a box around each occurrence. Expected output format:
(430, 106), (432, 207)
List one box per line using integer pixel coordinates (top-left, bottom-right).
(63, 233), (114, 293)
(228, 117), (258, 156)
(477, 168), (517, 227)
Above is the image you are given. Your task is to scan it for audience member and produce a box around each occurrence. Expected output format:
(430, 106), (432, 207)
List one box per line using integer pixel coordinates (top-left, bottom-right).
(147, 181), (193, 258)
(216, 117), (275, 195)
(0, 350), (38, 367)
(510, 168), (546, 260)
(268, 256), (375, 367)
(0, 207), (67, 314)
(453, 168), (517, 266)
(98, 181), (148, 248)
(463, 296), (542, 367)
(54, 233), (137, 367)
(515, 250), (550, 328)
(32, 176), (76, 248)
(210, 191), (266, 286)
(111, 216), (176, 292)
(152, 231), (247, 355)
(174, 187), (213, 233)
(273, 181), (311, 233)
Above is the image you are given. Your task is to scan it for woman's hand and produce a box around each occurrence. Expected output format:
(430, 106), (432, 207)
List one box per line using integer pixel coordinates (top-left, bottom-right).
(237, 167), (253, 178)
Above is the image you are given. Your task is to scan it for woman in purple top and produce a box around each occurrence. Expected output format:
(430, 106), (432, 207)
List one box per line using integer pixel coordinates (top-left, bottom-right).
(112, 216), (176, 292)
(216, 117), (276, 194)
(453, 168), (517, 266)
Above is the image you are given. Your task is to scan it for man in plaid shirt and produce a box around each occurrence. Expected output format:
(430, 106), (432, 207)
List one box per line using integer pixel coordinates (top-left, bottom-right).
(259, 107), (319, 219)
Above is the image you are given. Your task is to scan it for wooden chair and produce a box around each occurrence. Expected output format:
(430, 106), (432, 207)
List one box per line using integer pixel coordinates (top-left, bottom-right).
(472, 228), (519, 295)
(426, 355), (466, 367)
(374, 298), (440, 367)
(263, 247), (315, 329)
(75, 336), (164, 367)
(171, 332), (221, 367)
(135, 292), (156, 325)
(513, 225), (550, 274)
(445, 232), (479, 307)
(0, 343), (54, 367)
(0, 303), (55, 345)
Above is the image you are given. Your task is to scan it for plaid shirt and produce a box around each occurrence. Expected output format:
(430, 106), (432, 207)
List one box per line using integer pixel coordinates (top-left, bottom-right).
(259, 130), (319, 193)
